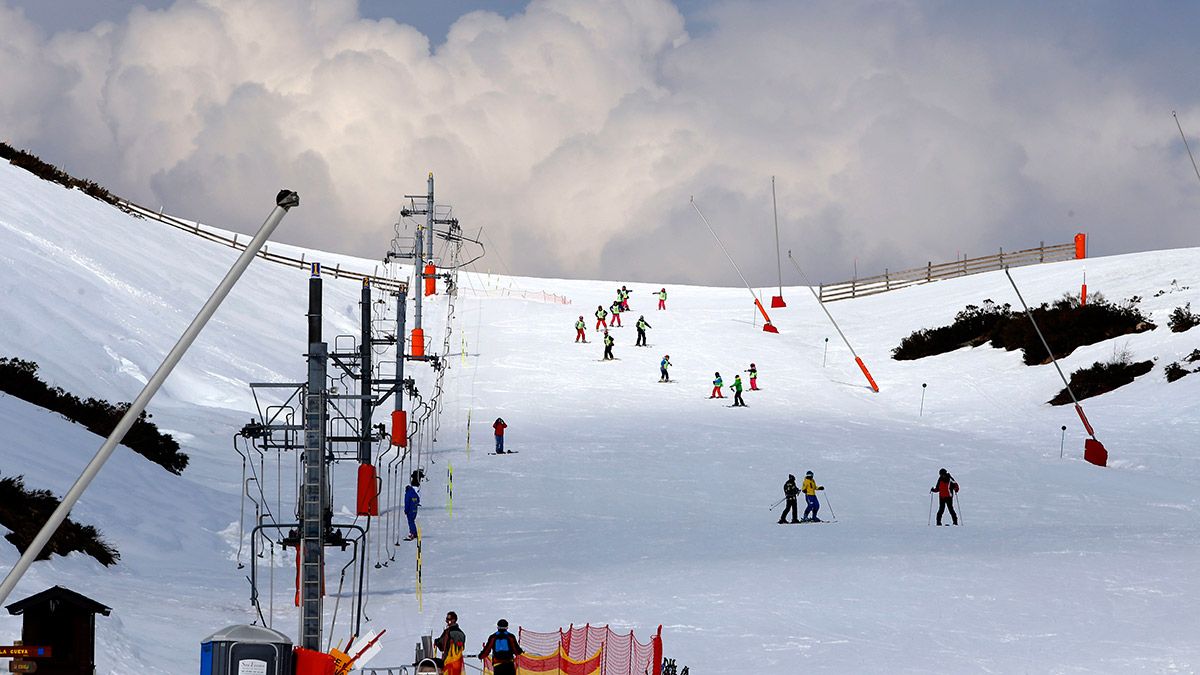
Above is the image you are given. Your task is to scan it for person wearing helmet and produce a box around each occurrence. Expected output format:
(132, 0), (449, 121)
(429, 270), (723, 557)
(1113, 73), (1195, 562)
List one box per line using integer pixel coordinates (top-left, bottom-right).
(660, 355), (672, 382)
(610, 300), (623, 327)
(801, 471), (825, 522)
(575, 316), (588, 343)
(930, 468), (960, 525)
(595, 305), (608, 331)
(479, 619), (524, 675)
(403, 472), (420, 540)
(731, 374), (747, 406)
(778, 474), (801, 524)
(658, 287), (667, 310)
(710, 372), (724, 398)
(603, 330), (615, 361)
(747, 363), (759, 390)
(620, 285), (632, 311)
(635, 315), (652, 346)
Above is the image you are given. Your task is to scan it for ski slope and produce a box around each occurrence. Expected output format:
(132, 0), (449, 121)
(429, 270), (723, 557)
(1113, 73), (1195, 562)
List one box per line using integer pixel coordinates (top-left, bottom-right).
(1, 160), (1199, 673)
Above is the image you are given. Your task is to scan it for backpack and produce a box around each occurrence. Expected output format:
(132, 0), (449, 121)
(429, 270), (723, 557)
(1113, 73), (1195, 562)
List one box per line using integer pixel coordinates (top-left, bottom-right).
(493, 633), (514, 660)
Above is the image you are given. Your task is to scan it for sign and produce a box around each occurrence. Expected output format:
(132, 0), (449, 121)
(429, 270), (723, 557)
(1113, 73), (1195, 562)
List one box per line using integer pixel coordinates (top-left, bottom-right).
(9, 660), (37, 673)
(236, 660), (267, 675)
(0, 647), (50, 659)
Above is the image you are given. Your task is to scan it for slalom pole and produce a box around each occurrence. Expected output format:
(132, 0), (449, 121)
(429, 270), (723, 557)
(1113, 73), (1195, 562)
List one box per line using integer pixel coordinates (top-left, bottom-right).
(0, 189), (300, 607)
(1060, 425), (1067, 459)
(928, 493), (934, 526)
(1008, 266), (1099, 451)
(691, 197), (779, 333)
(919, 383), (927, 416)
(787, 251), (879, 392)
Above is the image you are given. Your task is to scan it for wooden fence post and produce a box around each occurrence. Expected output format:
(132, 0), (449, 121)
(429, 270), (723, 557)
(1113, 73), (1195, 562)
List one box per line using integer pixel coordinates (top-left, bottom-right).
(1039, 241), (1044, 263)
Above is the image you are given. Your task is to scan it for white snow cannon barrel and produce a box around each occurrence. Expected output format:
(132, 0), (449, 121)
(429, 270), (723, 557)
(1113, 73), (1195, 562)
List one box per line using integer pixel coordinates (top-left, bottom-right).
(200, 624), (294, 675)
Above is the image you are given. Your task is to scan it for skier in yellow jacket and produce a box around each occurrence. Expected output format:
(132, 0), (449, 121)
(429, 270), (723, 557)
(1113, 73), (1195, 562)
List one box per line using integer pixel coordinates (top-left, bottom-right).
(801, 471), (825, 522)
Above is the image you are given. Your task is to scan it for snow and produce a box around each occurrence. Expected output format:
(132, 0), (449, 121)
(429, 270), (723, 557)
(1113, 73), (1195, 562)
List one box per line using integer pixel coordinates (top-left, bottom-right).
(1, 160), (1200, 673)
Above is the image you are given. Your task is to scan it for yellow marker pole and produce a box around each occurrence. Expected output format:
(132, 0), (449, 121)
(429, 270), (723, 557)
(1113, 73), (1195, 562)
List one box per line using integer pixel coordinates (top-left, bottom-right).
(415, 525), (424, 612)
(446, 463), (454, 517)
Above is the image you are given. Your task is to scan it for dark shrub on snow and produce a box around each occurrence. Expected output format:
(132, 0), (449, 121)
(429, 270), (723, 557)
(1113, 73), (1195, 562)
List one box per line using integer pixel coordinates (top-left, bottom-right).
(0, 142), (118, 205)
(0, 357), (188, 474)
(1049, 359), (1154, 405)
(1168, 303), (1200, 333)
(892, 300), (1012, 360)
(0, 474), (119, 566)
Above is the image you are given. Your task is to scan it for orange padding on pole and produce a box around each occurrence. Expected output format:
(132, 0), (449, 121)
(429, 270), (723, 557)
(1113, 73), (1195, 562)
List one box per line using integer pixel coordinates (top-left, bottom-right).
(1074, 404), (1095, 438)
(424, 263), (436, 296)
(356, 464), (379, 516)
(754, 298), (778, 333)
(391, 409), (407, 447)
(855, 356), (880, 392)
(1080, 283), (1087, 306)
(411, 327), (425, 358)
(1074, 232), (1087, 259)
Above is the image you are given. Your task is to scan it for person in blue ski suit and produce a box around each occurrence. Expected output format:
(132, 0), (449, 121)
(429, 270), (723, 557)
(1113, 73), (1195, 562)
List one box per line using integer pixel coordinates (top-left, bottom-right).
(404, 472), (421, 540)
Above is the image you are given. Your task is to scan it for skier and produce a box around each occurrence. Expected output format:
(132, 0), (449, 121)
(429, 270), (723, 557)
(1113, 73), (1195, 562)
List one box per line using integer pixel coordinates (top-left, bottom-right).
(747, 363), (759, 390)
(575, 316), (587, 343)
(801, 470), (824, 522)
(403, 471), (421, 540)
(603, 330), (615, 361)
(660, 354), (671, 382)
(435, 611), (467, 675)
(930, 468), (960, 525)
(778, 474), (800, 524)
(493, 417), (507, 454)
(595, 305), (608, 331)
(731, 374), (746, 406)
(609, 300), (622, 327)
(635, 315), (652, 346)
(478, 619), (524, 675)
(710, 372), (724, 398)
(658, 287), (667, 310)
(620, 285), (632, 311)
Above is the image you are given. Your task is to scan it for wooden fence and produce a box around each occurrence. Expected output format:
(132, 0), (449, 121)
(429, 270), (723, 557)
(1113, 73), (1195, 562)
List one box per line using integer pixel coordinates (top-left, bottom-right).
(818, 235), (1085, 303)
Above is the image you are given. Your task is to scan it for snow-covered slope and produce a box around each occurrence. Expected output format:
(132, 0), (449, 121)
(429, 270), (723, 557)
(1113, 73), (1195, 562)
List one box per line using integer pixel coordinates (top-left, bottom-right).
(1, 160), (1199, 673)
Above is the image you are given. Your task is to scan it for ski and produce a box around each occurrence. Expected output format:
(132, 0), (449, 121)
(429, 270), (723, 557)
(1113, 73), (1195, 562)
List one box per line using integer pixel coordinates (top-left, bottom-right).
(488, 451), (519, 455)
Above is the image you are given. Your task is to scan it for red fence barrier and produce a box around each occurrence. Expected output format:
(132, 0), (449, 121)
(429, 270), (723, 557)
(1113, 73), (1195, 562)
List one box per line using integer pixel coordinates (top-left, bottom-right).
(484, 624), (661, 675)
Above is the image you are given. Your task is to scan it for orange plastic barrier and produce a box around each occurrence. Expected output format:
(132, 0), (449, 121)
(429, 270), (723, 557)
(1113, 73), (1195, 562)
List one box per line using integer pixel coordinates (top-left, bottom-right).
(411, 328), (425, 358)
(1074, 233), (1087, 259)
(424, 264), (437, 296)
(391, 409), (407, 447)
(356, 464), (379, 516)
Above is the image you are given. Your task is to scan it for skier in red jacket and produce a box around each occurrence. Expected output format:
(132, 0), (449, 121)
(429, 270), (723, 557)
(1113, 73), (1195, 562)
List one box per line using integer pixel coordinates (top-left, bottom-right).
(930, 468), (960, 525)
(493, 418), (508, 454)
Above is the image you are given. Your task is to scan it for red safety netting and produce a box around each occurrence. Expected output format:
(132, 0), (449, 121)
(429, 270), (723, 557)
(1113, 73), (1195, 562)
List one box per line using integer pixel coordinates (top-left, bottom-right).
(497, 624), (661, 675)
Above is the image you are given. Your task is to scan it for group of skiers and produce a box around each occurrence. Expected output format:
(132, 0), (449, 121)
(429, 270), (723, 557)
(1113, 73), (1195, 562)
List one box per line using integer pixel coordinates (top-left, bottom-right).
(586, 286), (667, 360)
(776, 468), (961, 526)
(709, 363), (758, 406)
(430, 614), (524, 675)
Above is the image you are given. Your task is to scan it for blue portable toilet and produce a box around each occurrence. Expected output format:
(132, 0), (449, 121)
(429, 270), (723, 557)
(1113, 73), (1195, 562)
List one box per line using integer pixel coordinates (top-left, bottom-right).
(200, 624), (293, 675)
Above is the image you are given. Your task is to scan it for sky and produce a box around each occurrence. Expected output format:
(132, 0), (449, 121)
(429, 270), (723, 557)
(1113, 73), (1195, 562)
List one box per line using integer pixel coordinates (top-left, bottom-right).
(2, 0), (1199, 287)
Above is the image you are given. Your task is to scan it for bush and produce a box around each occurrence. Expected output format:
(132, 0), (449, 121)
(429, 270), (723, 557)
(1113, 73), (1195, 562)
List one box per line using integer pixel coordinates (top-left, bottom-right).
(0, 142), (118, 205)
(894, 293), (1155, 365)
(1165, 361), (1190, 382)
(1168, 303), (1200, 333)
(1048, 358), (1154, 405)
(0, 357), (188, 474)
(0, 474), (119, 566)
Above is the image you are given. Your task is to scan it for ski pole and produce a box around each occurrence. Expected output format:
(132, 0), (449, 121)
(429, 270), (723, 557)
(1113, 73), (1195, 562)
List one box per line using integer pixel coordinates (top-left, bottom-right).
(769, 497), (786, 510)
(928, 492), (934, 526)
(955, 492), (964, 526)
(821, 491), (836, 520)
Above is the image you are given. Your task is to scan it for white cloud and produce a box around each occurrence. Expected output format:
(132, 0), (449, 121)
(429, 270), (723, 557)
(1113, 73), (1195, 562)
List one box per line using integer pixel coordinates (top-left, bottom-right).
(1, 0), (1197, 286)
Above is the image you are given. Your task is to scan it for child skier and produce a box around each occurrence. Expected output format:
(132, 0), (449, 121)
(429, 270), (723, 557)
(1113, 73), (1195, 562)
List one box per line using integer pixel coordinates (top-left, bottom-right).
(493, 417), (507, 453)
(660, 354), (671, 382)
(575, 316), (587, 343)
(603, 330), (615, 360)
(801, 471), (824, 522)
(731, 374), (746, 406)
(710, 372), (724, 398)
(747, 363), (759, 390)
(620, 285), (632, 311)
(658, 288), (667, 310)
(778, 474), (800, 524)
(930, 468), (960, 525)
(595, 305), (608, 331)
(403, 472), (421, 540)
(635, 315), (652, 346)
(610, 301), (623, 327)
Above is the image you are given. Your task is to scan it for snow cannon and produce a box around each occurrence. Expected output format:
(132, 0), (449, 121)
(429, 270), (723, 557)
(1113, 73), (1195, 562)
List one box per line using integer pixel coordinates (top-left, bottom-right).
(424, 263), (437, 296)
(356, 464), (379, 516)
(391, 409), (408, 447)
(753, 298), (779, 333)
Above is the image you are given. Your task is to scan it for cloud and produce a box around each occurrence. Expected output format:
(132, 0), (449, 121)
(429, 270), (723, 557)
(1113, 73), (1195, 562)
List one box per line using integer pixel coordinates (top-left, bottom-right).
(1, 0), (1198, 287)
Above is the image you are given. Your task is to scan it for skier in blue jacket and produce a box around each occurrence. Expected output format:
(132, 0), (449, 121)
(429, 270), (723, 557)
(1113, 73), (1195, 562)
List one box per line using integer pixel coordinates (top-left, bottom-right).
(404, 472), (421, 541)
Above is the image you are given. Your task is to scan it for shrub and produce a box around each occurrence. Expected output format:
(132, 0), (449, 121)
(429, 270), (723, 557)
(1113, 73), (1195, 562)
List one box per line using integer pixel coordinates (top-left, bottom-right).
(894, 293), (1155, 365)
(1048, 358), (1154, 405)
(1168, 303), (1200, 333)
(0, 142), (118, 205)
(0, 474), (119, 566)
(0, 357), (187, 474)
(1165, 361), (1190, 383)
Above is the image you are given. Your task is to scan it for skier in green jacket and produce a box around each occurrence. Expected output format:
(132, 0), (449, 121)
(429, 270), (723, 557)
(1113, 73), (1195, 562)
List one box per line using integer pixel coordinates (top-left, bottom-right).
(636, 316), (652, 346)
(602, 331), (615, 360)
(595, 305), (608, 331)
(575, 316), (588, 343)
(657, 288), (667, 310)
(660, 355), (671, 382)
(731, 374), (747, 406)
(610, 301), (623, 327)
